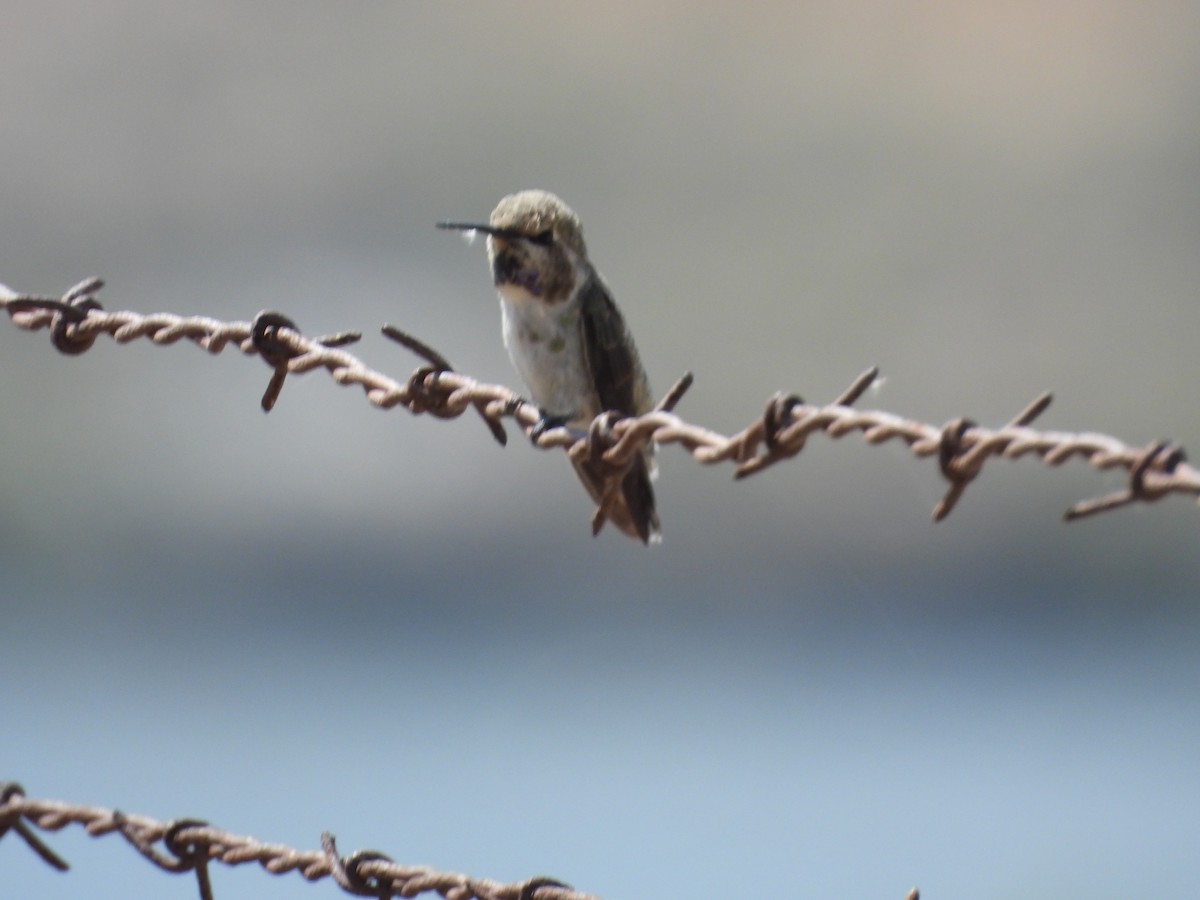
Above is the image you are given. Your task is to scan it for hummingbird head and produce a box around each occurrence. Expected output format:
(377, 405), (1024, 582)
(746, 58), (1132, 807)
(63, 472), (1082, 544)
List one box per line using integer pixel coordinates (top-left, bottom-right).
(439, 190), (588, 305)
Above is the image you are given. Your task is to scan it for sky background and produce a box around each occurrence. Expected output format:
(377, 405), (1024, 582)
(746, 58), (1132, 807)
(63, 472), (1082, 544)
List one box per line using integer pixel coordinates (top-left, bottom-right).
(2, 3), (1199, 899)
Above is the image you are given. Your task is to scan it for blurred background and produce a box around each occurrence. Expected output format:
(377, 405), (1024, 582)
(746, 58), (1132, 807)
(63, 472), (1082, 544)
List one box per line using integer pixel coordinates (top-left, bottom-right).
(2, 3), (1198, 899)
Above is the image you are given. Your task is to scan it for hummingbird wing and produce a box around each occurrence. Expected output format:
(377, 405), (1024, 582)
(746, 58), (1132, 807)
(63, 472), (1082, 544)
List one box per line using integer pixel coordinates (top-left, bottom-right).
(576, 275), (661, 544)
(577, 274), (640, 416)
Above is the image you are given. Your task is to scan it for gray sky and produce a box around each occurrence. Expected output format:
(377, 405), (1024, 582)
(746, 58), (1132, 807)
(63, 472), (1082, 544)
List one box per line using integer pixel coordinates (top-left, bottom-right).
(3, 4), (1199, 899)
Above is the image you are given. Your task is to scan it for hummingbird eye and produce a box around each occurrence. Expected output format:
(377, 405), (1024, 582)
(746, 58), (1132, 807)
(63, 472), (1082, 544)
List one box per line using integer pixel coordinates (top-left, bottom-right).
(526, 229), (554, 247)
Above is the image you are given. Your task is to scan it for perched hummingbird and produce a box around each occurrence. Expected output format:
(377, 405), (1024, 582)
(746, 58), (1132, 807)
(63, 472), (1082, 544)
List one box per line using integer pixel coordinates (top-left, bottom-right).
(439, 189), (661, 544)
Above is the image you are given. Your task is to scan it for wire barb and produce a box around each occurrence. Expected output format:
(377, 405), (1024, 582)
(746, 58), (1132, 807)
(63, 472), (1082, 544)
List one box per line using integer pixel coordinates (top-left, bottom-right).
(49, 276), (106, 355)
(732, 366), (880, 480)
(931, 392), (1056, 522)
(252, 311), (363, 411)
(3, 279), (1200, 530)
(322, 833), (400, 898)
(112, 812), (215, 900)
(518, 876), (574, 900)
(0, 782), (70, 873)
(383, 323), (508, 446)
(1063, 440), (1188, 521)
(653, 371), (693, 413)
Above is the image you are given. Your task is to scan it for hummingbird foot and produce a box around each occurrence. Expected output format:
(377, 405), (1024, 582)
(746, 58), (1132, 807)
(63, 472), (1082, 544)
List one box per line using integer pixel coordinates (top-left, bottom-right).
(529, 409), (577, 444)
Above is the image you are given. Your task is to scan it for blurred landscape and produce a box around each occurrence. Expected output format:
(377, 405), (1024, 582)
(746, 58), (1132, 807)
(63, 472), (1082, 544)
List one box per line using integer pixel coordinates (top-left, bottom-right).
(2, 4), (1198, 899)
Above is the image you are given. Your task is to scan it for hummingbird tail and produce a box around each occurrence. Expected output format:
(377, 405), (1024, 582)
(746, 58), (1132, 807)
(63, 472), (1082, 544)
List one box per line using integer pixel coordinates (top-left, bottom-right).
(621, 455), (662, 545)
(572, 451), (661, 545)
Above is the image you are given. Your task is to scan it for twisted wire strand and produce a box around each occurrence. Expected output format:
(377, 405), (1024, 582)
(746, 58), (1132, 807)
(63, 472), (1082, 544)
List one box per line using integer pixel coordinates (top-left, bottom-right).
(0, 782), (596, 900)
(3, 278), (1198, 527)
(0, 783), (920, 900)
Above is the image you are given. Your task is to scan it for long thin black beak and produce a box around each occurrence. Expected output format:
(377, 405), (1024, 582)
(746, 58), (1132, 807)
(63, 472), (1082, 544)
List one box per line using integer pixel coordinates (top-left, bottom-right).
(437, 222), (505, 237)
(437, 222), (553, 246)
(441, 219), (556, 247)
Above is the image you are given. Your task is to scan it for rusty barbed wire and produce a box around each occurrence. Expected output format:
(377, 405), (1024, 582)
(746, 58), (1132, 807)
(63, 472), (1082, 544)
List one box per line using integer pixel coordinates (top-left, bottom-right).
(0, 782), (922, 900)
(0, 782), (595, 900)
(3, 277), (1198, 528)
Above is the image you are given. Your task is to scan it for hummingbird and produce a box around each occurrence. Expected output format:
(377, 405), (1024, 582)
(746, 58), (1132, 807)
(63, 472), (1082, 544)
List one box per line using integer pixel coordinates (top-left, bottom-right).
(439, 189), (661, 544)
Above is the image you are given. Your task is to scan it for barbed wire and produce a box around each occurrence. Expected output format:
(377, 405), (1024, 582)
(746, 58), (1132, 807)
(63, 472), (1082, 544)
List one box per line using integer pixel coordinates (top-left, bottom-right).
(0, 783), (922, 900)
(2, 277), (1198, 530)
(0, 781), (589, 900)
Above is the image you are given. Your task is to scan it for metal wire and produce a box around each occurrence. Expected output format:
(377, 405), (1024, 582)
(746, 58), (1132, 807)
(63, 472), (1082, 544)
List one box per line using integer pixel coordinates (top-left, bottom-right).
(1, 783), (920, 900)
(3, 277), (1198, 529)
(0, 782), (595, 900)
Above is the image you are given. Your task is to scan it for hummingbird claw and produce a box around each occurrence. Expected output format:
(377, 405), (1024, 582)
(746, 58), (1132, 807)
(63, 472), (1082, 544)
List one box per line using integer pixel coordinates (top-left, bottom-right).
(529, 409), (574, 444)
